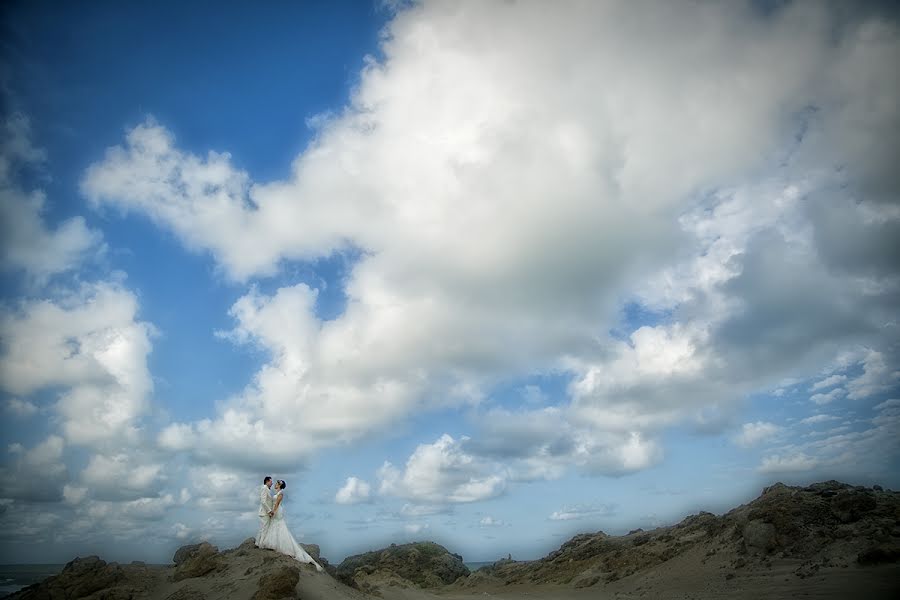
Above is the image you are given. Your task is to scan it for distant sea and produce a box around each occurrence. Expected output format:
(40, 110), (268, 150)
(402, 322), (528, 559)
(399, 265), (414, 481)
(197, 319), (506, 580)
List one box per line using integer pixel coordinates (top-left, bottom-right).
(0, 564), (64, 597)
(464, 561), (495, 571)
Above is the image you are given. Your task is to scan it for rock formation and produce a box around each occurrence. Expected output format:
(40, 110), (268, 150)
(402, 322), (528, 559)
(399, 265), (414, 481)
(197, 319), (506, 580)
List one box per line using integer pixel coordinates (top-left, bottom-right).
(335, 541), (469, 592)
(451, 479), (900, 589)
(7, 480), (899, 599)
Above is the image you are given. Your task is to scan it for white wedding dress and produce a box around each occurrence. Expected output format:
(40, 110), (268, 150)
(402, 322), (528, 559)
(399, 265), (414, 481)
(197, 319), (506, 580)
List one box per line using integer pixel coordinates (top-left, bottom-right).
(256, 490), (323, 571)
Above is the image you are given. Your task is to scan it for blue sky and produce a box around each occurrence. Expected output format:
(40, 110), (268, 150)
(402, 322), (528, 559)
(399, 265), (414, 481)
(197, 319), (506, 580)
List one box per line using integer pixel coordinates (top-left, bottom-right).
(1, 1), (899, 565)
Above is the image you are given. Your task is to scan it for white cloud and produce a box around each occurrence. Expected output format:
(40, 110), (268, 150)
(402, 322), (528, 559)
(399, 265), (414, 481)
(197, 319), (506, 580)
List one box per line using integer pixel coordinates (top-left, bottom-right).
(733, 421), (782, 447)
(80, 453), (165, 501)
(399, 503), (451, 518)
(4, 398), (37, 417)
(0, 435), (68, 502)
(847, 350), (900, 400)
(479, 516), (504, 527)
(173, 522), (192, 540)
(81, 1), (900, 481)
(874, 399), (900, 412)
(335, 477), (372, 505)
(758, 453), (819, 474)
(1, 113), (103, 284)
(811, 374), (847, 391)
(62, 485), (87, 505)
(549, 503), (614, 521)
(810, 388), (847, 406)
(379, 434), (506, 504)
(760, 397), (899, 480)
(183, 467), (258, 513)
(799, 414), (839, 426)
(0, 282), (155, 447)
(404, 523), (429, 535)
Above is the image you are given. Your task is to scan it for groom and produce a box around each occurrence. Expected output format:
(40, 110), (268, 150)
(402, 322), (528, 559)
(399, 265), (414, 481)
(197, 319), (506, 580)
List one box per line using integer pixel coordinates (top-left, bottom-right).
(258, 476), (275, 530)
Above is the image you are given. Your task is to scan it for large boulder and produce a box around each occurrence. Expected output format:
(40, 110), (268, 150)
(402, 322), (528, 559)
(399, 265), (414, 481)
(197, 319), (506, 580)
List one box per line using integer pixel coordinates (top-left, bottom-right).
(857, 544), (900, 565)
(300, 542), (333, 572)
(172, 542), (221, 581)
(831, 490), (877, 523)
(13, 556), (128, 599)
(743, 519), (777, 554)
(252, 565), (300, 600)
(336, 541), (469, 589)
(173, 543), (204, 565)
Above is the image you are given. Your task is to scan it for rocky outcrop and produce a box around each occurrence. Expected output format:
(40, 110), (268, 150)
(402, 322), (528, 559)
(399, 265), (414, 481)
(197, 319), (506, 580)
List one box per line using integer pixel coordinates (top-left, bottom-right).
(8, 481), (898, 599)
(11, 556), (153, 600)
(9, 540), (331, 600)
(251, 565), (301, 600)
(451, 480), (899, 589)
(172, 542), (221, 581)
(336, 541), (470, 589)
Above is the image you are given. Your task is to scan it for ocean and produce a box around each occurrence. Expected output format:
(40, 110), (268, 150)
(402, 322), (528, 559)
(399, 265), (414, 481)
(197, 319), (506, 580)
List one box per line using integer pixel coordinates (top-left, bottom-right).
(0, 564), (64, 597)
(464, 561), (495, 571)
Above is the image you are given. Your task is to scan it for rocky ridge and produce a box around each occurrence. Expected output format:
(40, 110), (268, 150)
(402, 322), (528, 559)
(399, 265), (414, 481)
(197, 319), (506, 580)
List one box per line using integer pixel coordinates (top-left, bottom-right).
(7, 480), (899, 599)
(452, 479), (900, 588)
(8, 539), (351, 600)
(334, 541), (469, 593)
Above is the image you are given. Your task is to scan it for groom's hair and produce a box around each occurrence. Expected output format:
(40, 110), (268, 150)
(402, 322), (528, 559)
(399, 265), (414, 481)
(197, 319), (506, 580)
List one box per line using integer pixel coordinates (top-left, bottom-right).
(263, 476), (272, 484)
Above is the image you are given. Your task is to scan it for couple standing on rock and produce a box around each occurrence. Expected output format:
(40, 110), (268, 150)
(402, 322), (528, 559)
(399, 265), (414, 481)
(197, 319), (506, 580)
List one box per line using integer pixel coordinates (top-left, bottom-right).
(256, 476), (323, 571)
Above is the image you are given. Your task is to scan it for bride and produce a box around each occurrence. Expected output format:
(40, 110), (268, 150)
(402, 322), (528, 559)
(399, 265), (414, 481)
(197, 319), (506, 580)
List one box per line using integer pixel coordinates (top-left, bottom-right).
(256, 480), (323, 571)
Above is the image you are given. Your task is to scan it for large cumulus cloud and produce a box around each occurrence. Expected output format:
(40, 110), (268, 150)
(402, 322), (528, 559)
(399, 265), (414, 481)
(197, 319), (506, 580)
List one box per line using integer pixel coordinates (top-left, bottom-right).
(79, 1), (899, 484)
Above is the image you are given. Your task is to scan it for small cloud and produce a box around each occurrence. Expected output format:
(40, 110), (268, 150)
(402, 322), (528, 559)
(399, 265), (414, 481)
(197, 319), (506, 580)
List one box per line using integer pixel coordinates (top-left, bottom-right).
(810, 388), (846, 405)
(799, 414), (839, 426)
(733, 421), (781, 447)
(173, 522), (191, 540)
(5, 398), (38, 417)
(758, 453), (818, 474)
(479, 516), (504, 527)
(874, 399), (900, 412)
(400, 503), (451, 517)
(62, 485), (87, 505)
(335, 476), (372, 505)
(548, 503), (614, 521)
(404, 523), (429, 535)
(810, 374), (847, 392)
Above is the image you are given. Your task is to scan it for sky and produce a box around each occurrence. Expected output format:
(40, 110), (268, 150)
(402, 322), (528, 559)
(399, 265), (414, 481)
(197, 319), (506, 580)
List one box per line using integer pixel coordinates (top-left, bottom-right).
(1, 0), (899, 565)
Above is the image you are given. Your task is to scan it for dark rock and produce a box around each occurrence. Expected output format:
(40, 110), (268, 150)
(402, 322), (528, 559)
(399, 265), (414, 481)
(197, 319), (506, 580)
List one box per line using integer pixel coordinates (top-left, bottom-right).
(803, 480), (852, 497)
(632, 534), (651, 546)
(857, 545), (900, 565)
(238, 537), (258, 551)
(831, 490), (877, 523)
(252, 565), (300, 600)
(13, 556), (127, 600)
(172, 542), (220, 581)
(300, 542), (333, 572)
(173, 543), (203, 565)
(762, 482), (792, 496)
(743, 520), (776, 554)
(336, 541), (469, 589)
(873, 484), (883, 491)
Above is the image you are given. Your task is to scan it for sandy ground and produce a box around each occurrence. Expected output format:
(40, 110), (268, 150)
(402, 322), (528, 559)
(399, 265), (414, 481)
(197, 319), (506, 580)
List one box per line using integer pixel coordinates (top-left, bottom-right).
(379, 545), (900, 600)
(13, 539), (899, 600)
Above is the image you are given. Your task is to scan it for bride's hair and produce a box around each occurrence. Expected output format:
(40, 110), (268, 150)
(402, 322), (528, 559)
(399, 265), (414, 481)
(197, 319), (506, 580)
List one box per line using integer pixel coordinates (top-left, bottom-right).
(278, 480), (287, 489)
